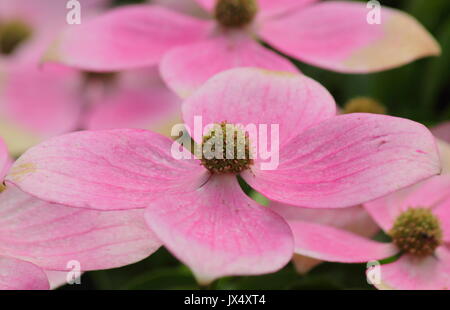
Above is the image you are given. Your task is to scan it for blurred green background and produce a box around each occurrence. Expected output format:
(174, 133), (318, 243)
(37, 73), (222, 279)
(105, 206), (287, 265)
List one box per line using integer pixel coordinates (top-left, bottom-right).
(63, 0), (450, 290)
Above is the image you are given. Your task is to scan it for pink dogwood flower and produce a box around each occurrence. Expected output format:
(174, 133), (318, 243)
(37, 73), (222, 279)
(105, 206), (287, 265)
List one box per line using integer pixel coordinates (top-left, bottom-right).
(432, 122), (450, 174)
(5, 68), (441, 284)
(0, 1), (181, 155)
(0, 1), (99, 154)
(0, 0), (107, 64)
(0, 139), (161, 290)
(0, 63), (181, 156)
(46, 0), (440, 97)
(433, 122), (450, 145)
(270, 203), (380, 274)
(271, 117), (450, 282)
(283, 174), (450, 290)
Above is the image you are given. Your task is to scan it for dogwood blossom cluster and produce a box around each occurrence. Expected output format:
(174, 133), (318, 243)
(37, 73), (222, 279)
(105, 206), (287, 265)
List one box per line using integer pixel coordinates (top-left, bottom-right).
(0, 0), (446, 290)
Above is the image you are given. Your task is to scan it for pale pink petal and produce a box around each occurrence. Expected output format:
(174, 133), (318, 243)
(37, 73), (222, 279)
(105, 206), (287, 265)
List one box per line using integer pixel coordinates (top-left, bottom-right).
(84, 89), (180, 131)
(46, 5), (211, 71)
(257, 0), (318, 18)
(79, 0), (110, 10)
(6, 130), (208, 211)
(84, 69), (181, 131)
(192, 0), (215, 12)
(364, 186), (417, 233)
(0, 185), (161, 270)
(271, 202), (380, 273)
(154, 0), (209, 17)
(182, 67), (336, 144)
(365, 176), (450, 232)
(270, 202), (379, 236)
(435, 206), (450, 243)
(433, 122), (450, 144)
(0, 138), (11, 179)
(289, 220), (397, 263)
(259, 1), (440, 73)
(144, 175), (294, 285)
(436, 139), (450, 174)
(0, 0), (107, 25)
(44, 270), (71, 290)
(243, 113), (441, 208)
(432, 193), (450, 243)
(0, 0), (107, 63)
(291, 254), (322, 274)
(0, 119), (41, 157)
(0, 63), (82, 137)
(0, 256), (49, 290)
(160, 31), (299, 98)
(194, 0), (317, 15)
(375, 247), (450, 290)
(0, 63), (82, 155)
(432, 121), (450, 173)
(45, 270), (87, 290)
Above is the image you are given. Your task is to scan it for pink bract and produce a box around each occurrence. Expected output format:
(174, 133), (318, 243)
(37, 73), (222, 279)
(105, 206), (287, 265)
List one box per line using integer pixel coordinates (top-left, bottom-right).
(289, 174), (450, 290)
(0, 0), (108, 64)
(46, 0), (440, 97)
(0, 1), (181, 155)
(270, 202), (380, 273)
(433, 123), (450, 174)
(5, 68), (441, 283)
(1, 63), (181, 156)
(0, 139), (161, 290)
(433, 122), (450, 144)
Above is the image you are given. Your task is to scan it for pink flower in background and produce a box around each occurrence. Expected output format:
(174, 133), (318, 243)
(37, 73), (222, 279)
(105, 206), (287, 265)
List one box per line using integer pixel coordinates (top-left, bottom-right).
(153, 0), (210, 17)
(0, 139), (12, 178)
(1, 64), (181, 156)
(5, 68), (440, 283)
(0, 1), (181, 155)
(46, 0), (440, 97)
(0, 0), (107, 64)
(287, 174), (450, 290)
(0, 138), (161, 290)
(433, 122), (450, 145)
(0, 0), (94, 155)
(270, 203), (380, 274)
(81, 67), (181, 133)
(431, 122), (450, 174)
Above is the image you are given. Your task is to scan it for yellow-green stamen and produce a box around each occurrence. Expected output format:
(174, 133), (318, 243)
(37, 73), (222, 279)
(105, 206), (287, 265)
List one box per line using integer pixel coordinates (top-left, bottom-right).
(0, 20), (32, 55)
(214, 0), (258, 28)
(343, 97), (387, 115)
(390, 208), (442, 257)
(201, 122), (253, 174)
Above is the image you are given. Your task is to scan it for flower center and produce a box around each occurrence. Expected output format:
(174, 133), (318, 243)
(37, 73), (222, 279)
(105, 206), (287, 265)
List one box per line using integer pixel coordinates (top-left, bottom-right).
(83, 71), (118, 86)
(343, 97), (387, 115)
(200, 122), (253, 174)
(214, 0), (258, 28)
(0, 182), (5, 193)
(389, 208), (443, 257)
(0, 20), (32, 55)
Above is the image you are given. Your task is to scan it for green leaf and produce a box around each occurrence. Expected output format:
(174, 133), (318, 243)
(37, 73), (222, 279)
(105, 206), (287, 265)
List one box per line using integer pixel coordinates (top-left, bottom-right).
(421, 17), (450, 122)
(120, 266), (198, 290)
